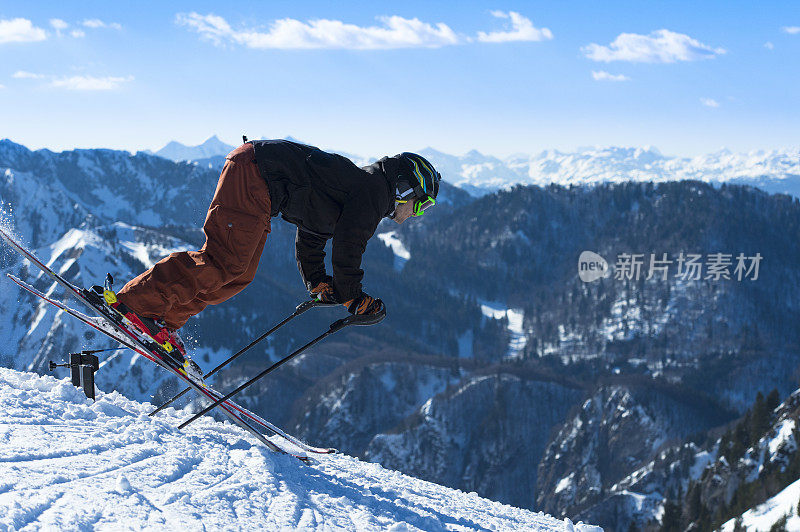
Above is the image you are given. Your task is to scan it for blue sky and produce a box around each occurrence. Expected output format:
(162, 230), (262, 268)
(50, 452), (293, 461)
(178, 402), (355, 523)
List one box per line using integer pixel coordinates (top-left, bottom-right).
(0, 1), (798, 158)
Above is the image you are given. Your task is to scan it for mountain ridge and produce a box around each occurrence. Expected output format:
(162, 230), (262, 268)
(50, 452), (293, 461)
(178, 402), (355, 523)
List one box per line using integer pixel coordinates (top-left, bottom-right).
(9, 137), (800, 201)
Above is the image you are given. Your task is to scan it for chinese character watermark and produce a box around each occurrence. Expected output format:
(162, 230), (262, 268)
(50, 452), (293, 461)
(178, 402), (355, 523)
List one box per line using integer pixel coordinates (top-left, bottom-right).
(578, 251), (762, 282)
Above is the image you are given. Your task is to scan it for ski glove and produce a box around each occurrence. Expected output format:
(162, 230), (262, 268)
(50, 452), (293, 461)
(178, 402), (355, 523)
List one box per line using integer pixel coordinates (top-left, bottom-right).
(310, 277), (338, 303)
(344, 293), (385, 316)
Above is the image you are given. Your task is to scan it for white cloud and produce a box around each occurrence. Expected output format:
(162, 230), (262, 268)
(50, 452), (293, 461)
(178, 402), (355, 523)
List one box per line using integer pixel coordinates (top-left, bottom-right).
(82, 19), (122, 30)
(12, 70), (45, 79)
(764, 41), (774, 50)
(177, 12), (460, 49)
(50, 75), (133, 90)
(0, 18), (47, 44)
(14, 70), (133, 90)
(700, 97), (719, 108)
(50, 19), (68, 30)
(582, 29), (725, 63)
(51, 19), (87, 38)
(592, 70), (630, 82)
(783, 26), (800, 34)
(0, 83), (5, 89)
(476, 11), (552, 43)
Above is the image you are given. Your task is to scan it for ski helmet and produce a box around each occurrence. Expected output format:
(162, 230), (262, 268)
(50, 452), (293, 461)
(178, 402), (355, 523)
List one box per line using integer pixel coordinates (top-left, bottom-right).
(393, 152), (441, 217)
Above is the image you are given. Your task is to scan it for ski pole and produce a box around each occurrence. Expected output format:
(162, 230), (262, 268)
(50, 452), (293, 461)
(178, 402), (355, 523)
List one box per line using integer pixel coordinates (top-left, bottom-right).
(178, 309), (385, 430)
(150, 298), (337, 416)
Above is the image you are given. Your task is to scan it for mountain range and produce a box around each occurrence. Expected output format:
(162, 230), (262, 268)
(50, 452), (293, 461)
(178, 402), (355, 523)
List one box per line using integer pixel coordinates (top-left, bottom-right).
(2, 137), (800, 531)
(150, 136), (800, 199)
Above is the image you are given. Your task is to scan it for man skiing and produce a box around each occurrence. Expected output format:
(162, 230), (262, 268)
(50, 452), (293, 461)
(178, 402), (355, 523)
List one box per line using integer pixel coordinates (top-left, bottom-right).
(109, 139), (441, 371)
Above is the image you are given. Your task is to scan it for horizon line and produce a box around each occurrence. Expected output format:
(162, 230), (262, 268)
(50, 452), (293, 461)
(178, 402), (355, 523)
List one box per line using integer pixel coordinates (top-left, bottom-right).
(2, 136), (799, 162)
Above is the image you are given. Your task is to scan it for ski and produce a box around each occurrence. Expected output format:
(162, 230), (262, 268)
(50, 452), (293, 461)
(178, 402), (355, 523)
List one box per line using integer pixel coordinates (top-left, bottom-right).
(6, 272), (308, 457)
(0, 227), (330, 459)
(9, 274), (336, 456)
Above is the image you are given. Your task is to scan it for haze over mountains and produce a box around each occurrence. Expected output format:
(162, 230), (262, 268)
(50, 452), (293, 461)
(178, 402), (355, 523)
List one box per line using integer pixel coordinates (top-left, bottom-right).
(152, 136), (800, 199)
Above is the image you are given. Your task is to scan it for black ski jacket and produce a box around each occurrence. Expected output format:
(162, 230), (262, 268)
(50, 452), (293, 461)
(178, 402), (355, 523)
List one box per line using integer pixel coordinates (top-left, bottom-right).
(249, 139), (399, 302)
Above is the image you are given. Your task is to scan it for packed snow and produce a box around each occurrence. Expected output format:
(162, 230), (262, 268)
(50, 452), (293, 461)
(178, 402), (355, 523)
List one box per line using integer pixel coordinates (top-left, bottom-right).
(0, 367), (601, 531)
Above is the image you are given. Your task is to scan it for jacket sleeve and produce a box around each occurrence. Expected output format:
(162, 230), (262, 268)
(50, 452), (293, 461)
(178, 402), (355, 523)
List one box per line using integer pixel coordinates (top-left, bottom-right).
(295, 228), (329, 290)
(332, 188), (384, 303)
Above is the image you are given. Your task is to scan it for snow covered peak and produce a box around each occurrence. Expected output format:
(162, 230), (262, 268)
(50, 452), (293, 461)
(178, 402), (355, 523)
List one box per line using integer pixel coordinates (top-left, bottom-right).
(0, 367), (599, 531)
(0, 138), (35, 169)
(416, 144), (800, 198)
(154, 135), (235, 162)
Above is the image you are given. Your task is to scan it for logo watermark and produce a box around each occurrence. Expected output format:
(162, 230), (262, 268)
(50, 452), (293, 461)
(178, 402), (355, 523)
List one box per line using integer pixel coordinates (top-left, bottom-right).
(578, 252), (762, 282)
(578, 251), (612, 283)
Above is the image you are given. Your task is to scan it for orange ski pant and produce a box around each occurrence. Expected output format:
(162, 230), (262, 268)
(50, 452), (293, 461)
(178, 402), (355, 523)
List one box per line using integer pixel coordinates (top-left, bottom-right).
(117, 143), (271, 329)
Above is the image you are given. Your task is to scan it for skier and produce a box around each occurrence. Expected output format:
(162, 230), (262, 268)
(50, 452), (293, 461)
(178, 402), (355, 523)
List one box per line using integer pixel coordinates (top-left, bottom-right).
(109, 139), (441, 369)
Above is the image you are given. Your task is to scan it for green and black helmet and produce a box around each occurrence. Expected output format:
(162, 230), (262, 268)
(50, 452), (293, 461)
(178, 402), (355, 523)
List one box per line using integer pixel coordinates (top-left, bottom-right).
(393, 152), (441, 217)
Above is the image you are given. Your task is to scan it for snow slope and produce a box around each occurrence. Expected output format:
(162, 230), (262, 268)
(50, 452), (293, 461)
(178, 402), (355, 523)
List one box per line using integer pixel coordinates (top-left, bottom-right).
(720, 477), (800, 531)
(0, 368), (600, 531)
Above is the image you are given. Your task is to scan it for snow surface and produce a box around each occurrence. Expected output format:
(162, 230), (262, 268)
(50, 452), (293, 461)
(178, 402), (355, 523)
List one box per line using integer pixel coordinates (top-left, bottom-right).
(377, 231), (410, 272)
(0, 367), (601, 531)
(768, 418), (796, 457)
(720, 477), (800, 532)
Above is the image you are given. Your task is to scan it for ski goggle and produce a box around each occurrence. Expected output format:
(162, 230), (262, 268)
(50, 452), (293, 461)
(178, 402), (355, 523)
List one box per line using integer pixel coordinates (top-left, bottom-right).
(411, 195), (436, 216)
(395, 193), (436, 217)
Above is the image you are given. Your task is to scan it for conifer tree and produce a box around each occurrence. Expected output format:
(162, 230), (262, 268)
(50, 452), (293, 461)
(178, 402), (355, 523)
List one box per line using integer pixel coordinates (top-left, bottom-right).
(751, 392), (770, 444)
(766, 388), (780, 412)
(660, 501), (681, 532)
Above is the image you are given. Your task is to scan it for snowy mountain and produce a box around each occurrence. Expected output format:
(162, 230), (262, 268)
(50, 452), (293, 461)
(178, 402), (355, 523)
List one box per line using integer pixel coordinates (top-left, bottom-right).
(418, 147), (524, 197)
(565, 385), (800, 531)
(146, 136), (800, 202)
(4, 138), (800, 530)
(0, 367), (598, 531)
(535, 383), (732, 523)
(418, 145), (800, 199)
(152, 135), (235, 162)
(366, 373), (585, 511)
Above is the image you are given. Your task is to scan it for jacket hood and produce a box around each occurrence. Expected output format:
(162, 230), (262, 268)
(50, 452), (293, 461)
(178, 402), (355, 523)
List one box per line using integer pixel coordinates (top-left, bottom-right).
(362, 155), (403, 217)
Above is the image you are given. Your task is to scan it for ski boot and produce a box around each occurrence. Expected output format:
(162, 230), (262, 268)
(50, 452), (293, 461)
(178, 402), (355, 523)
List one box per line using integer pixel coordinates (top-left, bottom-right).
(110, 299), (204, 381)
(90, 275), (204, 382)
